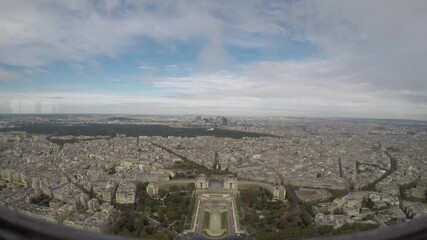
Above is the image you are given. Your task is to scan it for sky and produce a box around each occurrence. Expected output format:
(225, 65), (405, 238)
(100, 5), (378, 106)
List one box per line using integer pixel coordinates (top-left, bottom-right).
(0, 0), (427, 120)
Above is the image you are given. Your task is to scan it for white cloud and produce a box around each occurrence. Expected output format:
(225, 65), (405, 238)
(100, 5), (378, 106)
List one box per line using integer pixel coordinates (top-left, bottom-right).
(143, 59), (427, 119)
(165, 65), (178, 71)
(150, 71), (253, 94)
(138, 65), (157, 70)
(0, 67), (26, 82)
(0, 1), (426, 119)
(283, 0), (427, 91)
(0, 0), (285, 69)
(1, 63), (427, 120)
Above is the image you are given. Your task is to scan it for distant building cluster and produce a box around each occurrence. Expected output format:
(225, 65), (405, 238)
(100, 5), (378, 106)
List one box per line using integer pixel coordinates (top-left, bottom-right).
(0, 115), (426, 233)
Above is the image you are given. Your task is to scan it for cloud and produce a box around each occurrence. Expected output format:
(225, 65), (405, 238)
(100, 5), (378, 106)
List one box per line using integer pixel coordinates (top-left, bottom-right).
(1, 1), (426, 76)
(165, 65), (178, 71)
(150, 71), (252, 94)
(0, 1), (426, 119)
(0, 97), (12, 113)
(1, 63), (427, 120)
(200, 40), (229, 70)
(0, 67), (26, 82)
(138, 65), (157, 70)
(283, 0), (427, 91)
(143, 59), (427, 120)
(0, 0), (285, 69)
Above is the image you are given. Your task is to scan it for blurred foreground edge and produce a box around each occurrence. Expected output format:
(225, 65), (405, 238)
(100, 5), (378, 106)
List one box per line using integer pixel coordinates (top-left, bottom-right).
(1, 207), (427, 240)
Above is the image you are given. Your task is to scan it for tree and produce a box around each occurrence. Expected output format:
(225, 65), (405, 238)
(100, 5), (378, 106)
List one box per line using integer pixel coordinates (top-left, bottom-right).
(318, 225), (334, 235)
(334, 208), (344, 214)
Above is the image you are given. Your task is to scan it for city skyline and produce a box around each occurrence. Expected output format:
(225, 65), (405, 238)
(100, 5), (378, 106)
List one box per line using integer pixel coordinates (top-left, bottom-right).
(1, 1), (427, 120)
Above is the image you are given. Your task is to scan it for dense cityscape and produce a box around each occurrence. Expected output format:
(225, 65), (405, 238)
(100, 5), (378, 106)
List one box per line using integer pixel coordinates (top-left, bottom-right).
(0, 115), (426, 239)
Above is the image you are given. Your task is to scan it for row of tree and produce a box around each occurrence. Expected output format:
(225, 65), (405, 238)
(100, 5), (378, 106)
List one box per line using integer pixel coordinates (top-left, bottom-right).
(240, 188), (318, 239)
(110, 211), (172, 239)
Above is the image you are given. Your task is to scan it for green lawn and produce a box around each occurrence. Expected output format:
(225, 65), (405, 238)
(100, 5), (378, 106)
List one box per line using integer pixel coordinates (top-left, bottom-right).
(221, 212), (228, 233)
(203, 211), (210, 230)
